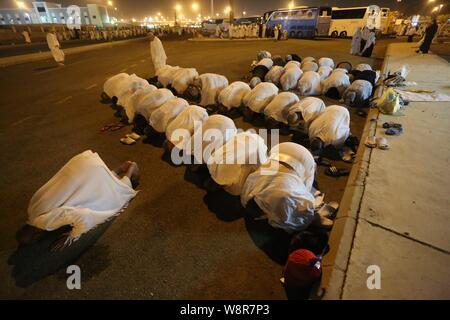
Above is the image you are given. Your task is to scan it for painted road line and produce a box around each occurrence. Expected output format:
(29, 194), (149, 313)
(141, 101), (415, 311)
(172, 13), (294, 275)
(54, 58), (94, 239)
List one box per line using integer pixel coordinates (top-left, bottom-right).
(119, 68), (128, 73)
(11, 115), (34, 127)
(130, 64), (137, 67)
(55, 96), (73, 105)
(85, 84), (98, 90)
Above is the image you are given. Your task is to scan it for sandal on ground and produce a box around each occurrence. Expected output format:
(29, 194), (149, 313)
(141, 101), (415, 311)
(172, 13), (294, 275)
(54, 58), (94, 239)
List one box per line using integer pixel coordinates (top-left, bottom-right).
(385, 127), (403, 136)
(376, 137), (389, 150)
(126, 132), (141, 140)
(365, 135), (377, 148)
(120, 137), (136, 145)
(325, 166), (350, 177)
(340, 148), (355, 163)
(110, 123), (125, 132)
(314, 156), (332, 166)
(382, 122), (402, 129)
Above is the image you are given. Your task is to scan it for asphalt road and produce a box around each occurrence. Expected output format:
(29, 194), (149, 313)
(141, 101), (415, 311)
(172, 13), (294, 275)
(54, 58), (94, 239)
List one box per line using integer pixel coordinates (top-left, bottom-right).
(0, 37), (391, 299)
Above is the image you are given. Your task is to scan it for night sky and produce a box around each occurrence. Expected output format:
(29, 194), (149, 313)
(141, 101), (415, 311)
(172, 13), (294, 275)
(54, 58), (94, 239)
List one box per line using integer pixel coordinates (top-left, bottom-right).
(1, 0), (447, 19)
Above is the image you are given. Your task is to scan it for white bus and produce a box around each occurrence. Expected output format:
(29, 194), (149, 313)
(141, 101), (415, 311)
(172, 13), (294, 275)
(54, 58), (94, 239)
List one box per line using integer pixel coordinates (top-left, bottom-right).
(329, 5), (388, 38)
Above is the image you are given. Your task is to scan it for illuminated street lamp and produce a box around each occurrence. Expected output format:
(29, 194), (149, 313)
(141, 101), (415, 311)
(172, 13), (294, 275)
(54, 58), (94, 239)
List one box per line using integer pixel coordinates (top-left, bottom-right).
(15, 1), (27, 9)
(108, 1), (113, 6)
(243, 11), (246, 16)
(192, 3), (199, 12)
(288, 1), (295, 9)
(174, 4), (182, 25)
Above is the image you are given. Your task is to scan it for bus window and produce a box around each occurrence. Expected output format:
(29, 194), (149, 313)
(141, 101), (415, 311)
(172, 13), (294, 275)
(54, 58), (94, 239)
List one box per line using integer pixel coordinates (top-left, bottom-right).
(271, 11), (288, 21)
(331, 8), (367, 20)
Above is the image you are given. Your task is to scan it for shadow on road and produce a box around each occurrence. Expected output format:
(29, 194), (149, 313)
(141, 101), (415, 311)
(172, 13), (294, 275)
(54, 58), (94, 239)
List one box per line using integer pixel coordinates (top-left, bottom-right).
(8, 221), (113, 288)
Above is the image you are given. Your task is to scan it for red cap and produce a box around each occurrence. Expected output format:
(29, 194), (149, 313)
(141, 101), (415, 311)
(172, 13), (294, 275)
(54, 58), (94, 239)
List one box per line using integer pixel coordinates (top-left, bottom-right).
(284, 249), (322, 289)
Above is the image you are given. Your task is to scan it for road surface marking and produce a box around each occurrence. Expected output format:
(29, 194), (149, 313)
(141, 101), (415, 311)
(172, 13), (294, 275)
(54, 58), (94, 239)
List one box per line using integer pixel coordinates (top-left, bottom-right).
(85, 84), (98, 90)
(55, 96), (73, 105)
(140, 59), (146, 63)
(130, 64), (137, 67)
(119, 68), (128, 72)
(11, 115), (34, 127)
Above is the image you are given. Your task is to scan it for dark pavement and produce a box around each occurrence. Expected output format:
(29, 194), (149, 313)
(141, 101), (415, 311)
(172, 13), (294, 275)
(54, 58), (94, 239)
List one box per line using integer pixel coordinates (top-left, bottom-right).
(0, 38), (392, 299)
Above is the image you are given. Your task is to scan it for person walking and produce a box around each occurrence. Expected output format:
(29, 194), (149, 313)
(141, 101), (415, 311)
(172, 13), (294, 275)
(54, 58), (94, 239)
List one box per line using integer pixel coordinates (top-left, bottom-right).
(416, 19), (438, 54)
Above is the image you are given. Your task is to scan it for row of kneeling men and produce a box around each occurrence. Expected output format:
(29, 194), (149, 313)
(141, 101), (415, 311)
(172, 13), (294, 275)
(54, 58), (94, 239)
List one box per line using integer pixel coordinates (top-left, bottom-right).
(250, 51), (379, 108)
(101, 73), (359, 233)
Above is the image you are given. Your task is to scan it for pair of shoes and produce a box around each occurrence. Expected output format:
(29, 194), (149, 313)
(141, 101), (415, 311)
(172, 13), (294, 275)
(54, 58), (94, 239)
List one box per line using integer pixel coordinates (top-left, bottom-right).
(120, 132), (141, 145)
(325, 166), (350, 177)
(365, 136), (389, 150)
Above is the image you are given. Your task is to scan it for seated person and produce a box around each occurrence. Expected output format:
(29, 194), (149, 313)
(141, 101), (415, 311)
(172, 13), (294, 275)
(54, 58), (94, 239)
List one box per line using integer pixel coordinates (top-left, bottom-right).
(164, 105), (209, 160)
(297, 71), (322, 96)
(342, 79), (373, 108)
(206, 131), (268, 196)
(321, 69), (350, 100)
(242, 82), (279, 123)
(263, 92), (299, 130)
(17, 150), (139, 250)
(241, 142), (333, 232)
(308, 105), (353, 155)
(217, 81), (251, 117)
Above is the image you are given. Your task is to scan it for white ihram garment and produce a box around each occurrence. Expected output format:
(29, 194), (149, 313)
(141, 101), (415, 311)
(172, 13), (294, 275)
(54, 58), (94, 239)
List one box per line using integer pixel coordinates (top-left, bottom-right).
(150, 37), (167, 72)
(218, 81), (251, 109)
(28, 150), (137, 242)
(298, 71), (322, 96)
(243, 82), (279, 113)
(46, 33), (65, 63)
(263, 92), (300, 124)
(308, 105), (350, 148)
(198, 73), (229, 107)
(149, 97), (189, 133)
(123, 85), (158, 123)
(287, 97), (326, 128)
(135, 88), (174, 121)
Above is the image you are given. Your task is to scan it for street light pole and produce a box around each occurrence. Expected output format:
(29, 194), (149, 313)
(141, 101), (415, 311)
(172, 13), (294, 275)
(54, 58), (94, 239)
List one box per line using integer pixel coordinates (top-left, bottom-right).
(211, 0), (214, 18)
(229, 0), (234, 23)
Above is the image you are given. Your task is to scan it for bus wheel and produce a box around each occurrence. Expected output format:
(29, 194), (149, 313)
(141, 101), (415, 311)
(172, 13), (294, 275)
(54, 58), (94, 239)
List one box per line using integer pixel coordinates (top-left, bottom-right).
(296, 31), (303, 38)
(339, 31), (347, 38)
(289, 31), (296, 38)
(331, 31), (338, 38)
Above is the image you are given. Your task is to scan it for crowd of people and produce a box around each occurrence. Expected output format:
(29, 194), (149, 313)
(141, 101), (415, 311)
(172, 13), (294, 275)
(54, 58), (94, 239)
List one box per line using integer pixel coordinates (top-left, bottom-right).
(19, 32), (381, 293)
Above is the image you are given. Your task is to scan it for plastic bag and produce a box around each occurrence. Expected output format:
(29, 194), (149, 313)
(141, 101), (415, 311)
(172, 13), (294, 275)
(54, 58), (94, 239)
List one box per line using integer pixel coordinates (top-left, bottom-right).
(376, 87), (402, 115)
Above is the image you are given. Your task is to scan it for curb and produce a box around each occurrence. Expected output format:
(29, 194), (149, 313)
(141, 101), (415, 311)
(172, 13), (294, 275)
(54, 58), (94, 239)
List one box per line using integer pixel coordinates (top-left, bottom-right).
(0, 37), (146, 68)
(318, 45), (394, 299)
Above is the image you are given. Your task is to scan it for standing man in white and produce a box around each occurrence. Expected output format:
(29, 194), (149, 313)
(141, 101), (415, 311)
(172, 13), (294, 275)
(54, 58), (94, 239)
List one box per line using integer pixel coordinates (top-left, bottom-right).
(46, 29), (65, 66)
(148, 32), (167, 73)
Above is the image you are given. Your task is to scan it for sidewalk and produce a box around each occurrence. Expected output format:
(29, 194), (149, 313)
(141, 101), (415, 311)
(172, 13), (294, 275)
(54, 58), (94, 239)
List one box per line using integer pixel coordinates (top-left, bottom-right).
(0, 37), (145, 67)
(320, 43), (450, 299)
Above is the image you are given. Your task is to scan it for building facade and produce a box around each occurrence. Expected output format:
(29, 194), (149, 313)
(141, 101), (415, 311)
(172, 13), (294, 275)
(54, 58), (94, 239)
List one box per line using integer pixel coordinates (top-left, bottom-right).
(0, 1), (110, 27)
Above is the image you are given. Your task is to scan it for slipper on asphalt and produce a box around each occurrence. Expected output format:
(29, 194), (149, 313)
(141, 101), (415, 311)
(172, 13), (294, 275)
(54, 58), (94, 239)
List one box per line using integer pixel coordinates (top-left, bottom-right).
(120, 137), (136, 145)
(365, 135), (377, 148)
(382, 122), (402, 129)
(126, 132), (141, 140)
(100, 123), (116, 132)
(325, 166), (350, 177)
(110, 123), (126, 132)
(385, 127), (403, 136)
(376, 137), (389, 150)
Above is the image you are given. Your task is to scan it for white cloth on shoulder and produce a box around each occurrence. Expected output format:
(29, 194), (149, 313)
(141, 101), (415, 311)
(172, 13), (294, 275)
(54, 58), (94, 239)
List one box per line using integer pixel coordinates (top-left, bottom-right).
(263, 92), (300, 124)
(150, 36), (167, 72)
(135, 88), (174, 121)
(104, 73), (129, 98)
(280, 66), (303, 91)
(298, 71), (322, 96)
(116, 74), (151, 107)
(308, 105), (350, 148)
(123, 85), (157, 122)
(198, 73), (229, 107)
(149, 97), (189, 133)
(156, 65), (181, 88)
(285, 61), (301, 69)
(318, 66), (333, 80)
(243, 82), (279, 113)
(321, 69), (351, 96)
(343, 79), (373, 106)
(264, 65), (285, 85)
(257, 58), (274, 70)
(187, 114), (237, 164)
(354, 63), (372, 72)
(166, 105), (209, 151)
(172, 68), (199, 94)
(208, 131), (268, 196)
(218, 81), (251, 109)
(28, 150), (137, 241)
(301, 61), (319, 72)
(287, 97), (326, 128)
(318, 57), (334, 69)
(241, 143), (316, 232)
